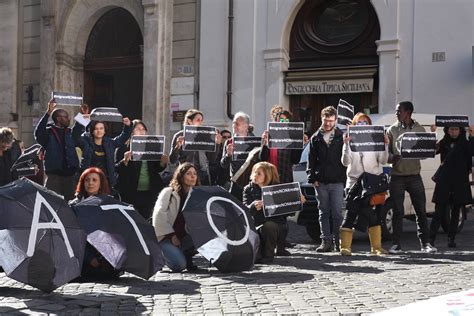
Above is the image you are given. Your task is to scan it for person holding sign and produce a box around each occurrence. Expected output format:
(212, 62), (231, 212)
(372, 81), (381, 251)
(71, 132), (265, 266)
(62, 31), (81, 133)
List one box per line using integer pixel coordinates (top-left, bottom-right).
(340, 113), (389, 256)
(152, 163), (199, 272)
(221, 111), (257, 200)
(0, 127), (21, 186)
(79, 117), (132, 189)
(428, 123), (474, 248)
(169, 109), (221, 185)
(307, 106), (346, 253)
(260, 106), (303, 184)
(116, 120), (169, 220)
(243, 162), (299, 263)
(69, 167), (121, 281)
(387, 101), (436, 254)
(34, 98), (89, 200)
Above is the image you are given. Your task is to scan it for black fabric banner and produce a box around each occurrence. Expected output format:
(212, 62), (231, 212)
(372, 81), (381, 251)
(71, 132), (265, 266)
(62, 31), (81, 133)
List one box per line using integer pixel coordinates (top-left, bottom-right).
(232, 136), (262, 160)
(130, 135), (165, 161)
(401, 132), (437, 159)
(337, 99), (354, 125)
(435, 115), (469, 127)
(267, 122), (304, 149)
(90, 107), (123, 123)
(262, 182), (302, 217)
(349, 125), (385, 152)
(183, 125), (217, 152)
(52, 91), (83, 106)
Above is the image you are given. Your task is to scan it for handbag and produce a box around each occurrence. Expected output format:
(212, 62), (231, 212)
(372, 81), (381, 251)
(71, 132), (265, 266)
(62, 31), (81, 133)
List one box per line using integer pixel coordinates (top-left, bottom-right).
(359, 153), (389, 205)
(369, 191), (387, 206)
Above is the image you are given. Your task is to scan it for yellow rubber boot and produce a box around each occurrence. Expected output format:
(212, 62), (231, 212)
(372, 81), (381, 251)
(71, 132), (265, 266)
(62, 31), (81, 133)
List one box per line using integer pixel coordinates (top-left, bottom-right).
(339, 228), (353, 256)
(369, 225), (388, 255)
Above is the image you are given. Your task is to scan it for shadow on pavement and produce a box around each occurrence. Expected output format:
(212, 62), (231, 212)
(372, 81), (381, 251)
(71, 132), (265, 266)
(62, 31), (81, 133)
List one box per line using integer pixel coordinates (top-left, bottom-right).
(113, 277), (201, 295)
(274, 256), (385, 274)
(217, 271), (314, 285)
(0, 286), (147, 314)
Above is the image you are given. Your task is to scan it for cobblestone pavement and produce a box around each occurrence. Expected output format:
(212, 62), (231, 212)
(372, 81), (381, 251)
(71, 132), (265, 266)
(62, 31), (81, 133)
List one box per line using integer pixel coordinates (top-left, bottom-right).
(1, 214), (474, 315)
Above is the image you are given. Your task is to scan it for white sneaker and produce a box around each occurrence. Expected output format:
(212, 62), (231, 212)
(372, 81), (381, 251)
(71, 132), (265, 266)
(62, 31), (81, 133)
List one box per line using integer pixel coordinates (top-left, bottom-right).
(388, 244), (402, 254)
(421, 243), (437, 253)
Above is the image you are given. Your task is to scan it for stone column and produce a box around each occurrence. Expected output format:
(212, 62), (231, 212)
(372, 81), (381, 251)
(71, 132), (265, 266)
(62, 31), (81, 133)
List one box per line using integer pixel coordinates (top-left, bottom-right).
(142, 0), (173, 136)
(0, 0), (18, 128)
(372, 0), (400, 114)
(39, 0), (56, 109)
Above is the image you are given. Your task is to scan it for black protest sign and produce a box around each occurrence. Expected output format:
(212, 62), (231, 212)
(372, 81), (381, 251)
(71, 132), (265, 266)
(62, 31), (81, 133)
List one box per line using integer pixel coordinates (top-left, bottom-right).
(337, 99), (354, 125)
(130, 135), (165, 161)
(435, 115), (469, 127)
(262, 182), (302, 217)
(90, 107), (123, 123)
(232, 136), (262, 160)
(52, 91), (83, 106)
(267, 122), (304, 149)
(401, 132), (436, 159)
(349, 125), (385, 152)
(16, 166), (37, 177)
(183, 125), (217, 152)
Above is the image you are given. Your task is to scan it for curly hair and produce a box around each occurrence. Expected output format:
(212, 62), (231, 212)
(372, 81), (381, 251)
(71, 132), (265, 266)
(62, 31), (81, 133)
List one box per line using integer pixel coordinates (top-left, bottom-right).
(169, 162), (200, 195)
(75, 167), (111, 198)
(270, 105), (292, 122)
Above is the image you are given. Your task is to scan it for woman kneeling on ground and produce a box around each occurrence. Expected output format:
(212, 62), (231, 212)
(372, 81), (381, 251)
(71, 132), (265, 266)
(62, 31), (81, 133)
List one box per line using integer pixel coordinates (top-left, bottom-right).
(243, 162), (304, 264)
(152, 162), (199, 272)
(69, 167), (122, 280)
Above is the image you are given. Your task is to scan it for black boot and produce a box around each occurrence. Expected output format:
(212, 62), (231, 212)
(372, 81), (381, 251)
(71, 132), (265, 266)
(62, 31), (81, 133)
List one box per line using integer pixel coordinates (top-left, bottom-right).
(316, 239), (333, 253)
(447, 237), (456, 248)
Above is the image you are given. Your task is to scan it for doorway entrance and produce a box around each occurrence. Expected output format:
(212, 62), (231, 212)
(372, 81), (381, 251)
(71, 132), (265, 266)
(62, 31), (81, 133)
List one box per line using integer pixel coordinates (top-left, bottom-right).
(287, 0), (380, 133)
(83, 8), (143, 135)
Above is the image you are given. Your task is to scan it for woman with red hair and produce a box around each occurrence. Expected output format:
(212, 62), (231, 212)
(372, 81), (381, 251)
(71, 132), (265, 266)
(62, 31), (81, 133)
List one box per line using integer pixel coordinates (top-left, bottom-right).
(69, 167), (120, 280)
(339, 112), (389, 256)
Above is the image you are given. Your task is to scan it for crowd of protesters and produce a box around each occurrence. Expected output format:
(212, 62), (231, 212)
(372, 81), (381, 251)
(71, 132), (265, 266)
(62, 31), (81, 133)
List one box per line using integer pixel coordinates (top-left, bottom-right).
(0, 97), (473, 276)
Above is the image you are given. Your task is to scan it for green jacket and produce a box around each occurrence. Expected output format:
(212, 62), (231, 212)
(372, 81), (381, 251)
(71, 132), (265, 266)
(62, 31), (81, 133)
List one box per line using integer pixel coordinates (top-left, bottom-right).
(387, 120), (425, 176)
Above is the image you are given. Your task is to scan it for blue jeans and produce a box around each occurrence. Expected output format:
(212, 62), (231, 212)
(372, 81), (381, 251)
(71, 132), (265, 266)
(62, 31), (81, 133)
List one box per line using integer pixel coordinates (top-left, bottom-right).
(160, 239), (187, 272)
(315, 182), (344, 241)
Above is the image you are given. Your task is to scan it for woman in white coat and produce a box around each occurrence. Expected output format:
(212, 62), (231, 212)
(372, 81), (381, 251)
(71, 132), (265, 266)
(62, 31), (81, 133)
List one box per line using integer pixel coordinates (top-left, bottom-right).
(152, 162), (199, 272)
(340, 113), (389, 256)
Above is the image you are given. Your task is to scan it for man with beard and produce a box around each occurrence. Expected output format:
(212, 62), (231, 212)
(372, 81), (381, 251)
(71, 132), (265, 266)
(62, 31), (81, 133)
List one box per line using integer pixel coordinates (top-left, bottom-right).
(307, 106), (346, 252)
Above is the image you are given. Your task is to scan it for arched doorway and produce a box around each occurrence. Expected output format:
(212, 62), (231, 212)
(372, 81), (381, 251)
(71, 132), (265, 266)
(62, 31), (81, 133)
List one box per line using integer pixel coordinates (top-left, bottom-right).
(286, 0), (380, 132)
(83, 8), (143, 135)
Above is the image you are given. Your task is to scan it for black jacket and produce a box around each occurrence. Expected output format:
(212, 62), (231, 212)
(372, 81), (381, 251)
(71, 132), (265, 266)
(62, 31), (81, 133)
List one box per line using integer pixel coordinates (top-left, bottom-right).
(306, 127), (346, 184)
(117, 158), (166, 204)
(259, 146), (302, 184)
(242, 182), (287, 227)
(432, 134), (473, 205)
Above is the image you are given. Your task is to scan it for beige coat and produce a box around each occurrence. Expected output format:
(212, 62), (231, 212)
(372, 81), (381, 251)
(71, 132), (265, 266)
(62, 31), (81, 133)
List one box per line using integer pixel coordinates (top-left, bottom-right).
(152, 187), (182, 241)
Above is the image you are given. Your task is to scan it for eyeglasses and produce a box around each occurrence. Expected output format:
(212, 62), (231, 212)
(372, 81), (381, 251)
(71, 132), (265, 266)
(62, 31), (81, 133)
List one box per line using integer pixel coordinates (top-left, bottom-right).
(279, 118), (289, 122)
(356, 121), (369, 126)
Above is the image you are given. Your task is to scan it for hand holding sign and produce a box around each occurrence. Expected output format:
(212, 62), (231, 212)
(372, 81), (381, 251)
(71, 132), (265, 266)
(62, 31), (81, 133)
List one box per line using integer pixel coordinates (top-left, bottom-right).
(435, 115), (469, 127)
(400, 132), (437, 159)
(47, 98), (57, 115)
(267, 122), (304, 149)
(52, 91), (83, 107)
(337, 99), (354, 125)
(90, 107), (123, 123)
(183, 126), (217, 152)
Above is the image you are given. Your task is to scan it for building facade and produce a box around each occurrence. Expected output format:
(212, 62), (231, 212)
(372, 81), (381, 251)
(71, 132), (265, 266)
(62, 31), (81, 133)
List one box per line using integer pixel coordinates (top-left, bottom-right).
(0, 0), (472, 146)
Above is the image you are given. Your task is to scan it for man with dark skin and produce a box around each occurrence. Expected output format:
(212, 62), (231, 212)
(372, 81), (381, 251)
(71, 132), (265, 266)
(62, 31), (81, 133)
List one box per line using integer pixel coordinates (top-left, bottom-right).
(34, 98), (88, 200)
(387, 101), (437, 254)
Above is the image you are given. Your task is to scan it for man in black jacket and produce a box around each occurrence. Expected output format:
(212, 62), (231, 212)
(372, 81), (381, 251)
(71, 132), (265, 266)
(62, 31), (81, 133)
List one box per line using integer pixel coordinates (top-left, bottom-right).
(307, 106), (346, 252)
